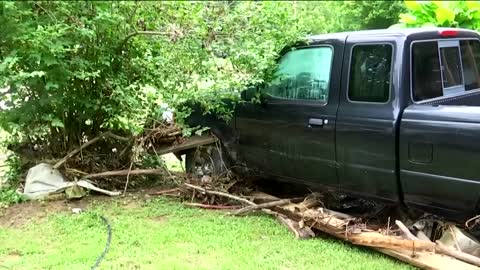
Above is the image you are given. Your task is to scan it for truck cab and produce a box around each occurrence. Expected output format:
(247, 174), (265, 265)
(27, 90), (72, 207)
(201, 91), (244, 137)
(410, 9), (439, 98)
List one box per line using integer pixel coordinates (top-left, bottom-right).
(188, 28), (480, 221)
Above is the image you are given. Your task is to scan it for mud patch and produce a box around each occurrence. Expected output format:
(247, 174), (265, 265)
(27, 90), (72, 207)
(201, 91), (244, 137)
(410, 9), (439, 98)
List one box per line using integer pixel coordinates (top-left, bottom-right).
(0, 198), (90, 228)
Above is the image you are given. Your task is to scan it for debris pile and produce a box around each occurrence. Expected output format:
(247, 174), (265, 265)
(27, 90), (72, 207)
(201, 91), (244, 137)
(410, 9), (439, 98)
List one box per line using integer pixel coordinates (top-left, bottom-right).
(165, 181), (480, 270)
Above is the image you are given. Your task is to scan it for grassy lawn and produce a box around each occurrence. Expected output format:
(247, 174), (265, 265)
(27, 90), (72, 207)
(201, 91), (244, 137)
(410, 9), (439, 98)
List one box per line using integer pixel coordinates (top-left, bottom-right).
(0, 196), (414, 270)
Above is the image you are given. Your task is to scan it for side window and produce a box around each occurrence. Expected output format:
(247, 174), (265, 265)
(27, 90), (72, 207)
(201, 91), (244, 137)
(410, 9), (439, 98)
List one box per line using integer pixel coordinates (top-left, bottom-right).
(440, 46), (463, 89)
(412, 42), (443, 101)
(348, 44), (392, 103)
(412, 39), (480, 102)
(460, 40), (480, 91)
(266, 47), (333, 102)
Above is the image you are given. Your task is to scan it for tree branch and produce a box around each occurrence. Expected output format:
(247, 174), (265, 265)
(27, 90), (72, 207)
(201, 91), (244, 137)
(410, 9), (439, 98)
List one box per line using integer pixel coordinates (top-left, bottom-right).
(82, 168), (164, 179)
(53, 131), (131, 169)
(118, 31), (168, 52)
(233, 198), (296, 216)
(183, 183), (255, 206)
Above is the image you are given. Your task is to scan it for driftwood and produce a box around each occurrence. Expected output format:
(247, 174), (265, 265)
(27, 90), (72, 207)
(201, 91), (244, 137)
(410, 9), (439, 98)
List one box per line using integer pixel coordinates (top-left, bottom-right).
(83, 169), (165, 179)
(436, 241), (480, 267)
(183, 203), (241, 210)
(53, 131), (130, 169)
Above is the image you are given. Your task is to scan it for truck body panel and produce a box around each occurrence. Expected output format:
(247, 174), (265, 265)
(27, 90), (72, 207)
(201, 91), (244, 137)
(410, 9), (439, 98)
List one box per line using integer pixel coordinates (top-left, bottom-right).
(185, 28), (480, 221)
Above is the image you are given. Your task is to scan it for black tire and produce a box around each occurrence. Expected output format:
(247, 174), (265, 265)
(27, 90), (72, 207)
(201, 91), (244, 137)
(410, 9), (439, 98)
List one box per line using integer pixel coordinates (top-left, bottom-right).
(185, 145), (226, 178)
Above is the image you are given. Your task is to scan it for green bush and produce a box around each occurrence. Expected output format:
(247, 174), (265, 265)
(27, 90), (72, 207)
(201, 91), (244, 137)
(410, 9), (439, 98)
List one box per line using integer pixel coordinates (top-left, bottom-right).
(0, 153), (24, 205)
(392, 1), (480, 29)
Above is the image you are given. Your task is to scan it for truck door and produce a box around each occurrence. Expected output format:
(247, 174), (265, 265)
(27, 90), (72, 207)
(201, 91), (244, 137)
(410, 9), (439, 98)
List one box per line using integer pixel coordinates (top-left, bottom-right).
(400, 38), (480, 218)
(235, 39), (344, 186)
(336, 38), (400, 201)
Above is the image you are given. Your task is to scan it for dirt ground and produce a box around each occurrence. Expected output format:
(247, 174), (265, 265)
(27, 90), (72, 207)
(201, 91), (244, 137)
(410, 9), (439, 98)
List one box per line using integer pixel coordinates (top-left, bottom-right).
(0, 188), (165, 228)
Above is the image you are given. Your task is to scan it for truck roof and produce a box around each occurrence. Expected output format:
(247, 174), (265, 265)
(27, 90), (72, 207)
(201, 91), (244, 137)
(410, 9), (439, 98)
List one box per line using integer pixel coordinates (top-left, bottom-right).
(308, 27), (479, 41)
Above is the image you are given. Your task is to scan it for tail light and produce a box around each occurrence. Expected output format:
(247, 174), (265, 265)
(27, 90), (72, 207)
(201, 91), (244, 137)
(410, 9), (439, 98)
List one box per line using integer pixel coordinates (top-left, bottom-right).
(439, 30), (458, 37)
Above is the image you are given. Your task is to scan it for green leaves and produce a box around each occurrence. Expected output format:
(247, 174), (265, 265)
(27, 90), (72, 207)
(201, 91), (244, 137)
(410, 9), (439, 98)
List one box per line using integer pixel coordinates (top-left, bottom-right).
(396, 0), (480, 29)
(405, 1), (422, 11)
(435, 5), (456, 24)
(0, 1), (409, 149)
(400, 13), (418, 24)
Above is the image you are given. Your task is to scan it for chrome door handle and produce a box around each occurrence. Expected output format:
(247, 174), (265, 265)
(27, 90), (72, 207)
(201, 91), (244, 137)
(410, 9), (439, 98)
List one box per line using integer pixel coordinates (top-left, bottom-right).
(307, 118), (326, 128)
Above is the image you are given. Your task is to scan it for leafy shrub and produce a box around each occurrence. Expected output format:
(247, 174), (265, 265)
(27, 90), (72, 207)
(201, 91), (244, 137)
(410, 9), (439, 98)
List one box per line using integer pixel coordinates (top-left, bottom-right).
(0, 153), (24, 205)
(0, 2), (311, 147)
(392, 1), (480, 29)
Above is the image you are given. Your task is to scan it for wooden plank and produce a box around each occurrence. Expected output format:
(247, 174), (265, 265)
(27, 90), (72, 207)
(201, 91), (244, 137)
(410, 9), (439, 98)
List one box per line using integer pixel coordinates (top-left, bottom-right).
(153, 135), (218, 155)
(377, 248), (480, 270)
(250, 191), (480, 270)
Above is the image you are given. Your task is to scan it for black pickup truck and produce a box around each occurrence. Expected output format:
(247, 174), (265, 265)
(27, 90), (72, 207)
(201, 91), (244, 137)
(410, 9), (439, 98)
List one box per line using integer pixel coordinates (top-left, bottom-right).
(185, 28), (480, 221)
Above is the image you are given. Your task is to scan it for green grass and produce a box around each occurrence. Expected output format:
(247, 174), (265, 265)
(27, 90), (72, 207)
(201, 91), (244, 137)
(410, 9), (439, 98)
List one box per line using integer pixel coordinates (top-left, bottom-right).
(0, 197), (414, 270)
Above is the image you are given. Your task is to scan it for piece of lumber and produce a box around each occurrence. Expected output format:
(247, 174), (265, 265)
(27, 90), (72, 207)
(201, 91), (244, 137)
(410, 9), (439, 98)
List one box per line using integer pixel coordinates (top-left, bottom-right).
(276, 215), (315, 240)
(152, 135), (218, 155)
(396, 220), (419, 240)
(436, 241), (480, 267)
(183, 203), (241, 210)
(378, 248), (480, 270)
(249, 191), (480, 269)
(275, 203), (436, 251)
(348, 232), (436, 251)
(82, 168), (164, 179)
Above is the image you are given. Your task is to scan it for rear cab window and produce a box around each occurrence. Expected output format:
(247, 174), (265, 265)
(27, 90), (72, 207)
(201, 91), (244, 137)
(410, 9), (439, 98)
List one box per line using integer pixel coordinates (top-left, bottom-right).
(412, 38), (480, 102)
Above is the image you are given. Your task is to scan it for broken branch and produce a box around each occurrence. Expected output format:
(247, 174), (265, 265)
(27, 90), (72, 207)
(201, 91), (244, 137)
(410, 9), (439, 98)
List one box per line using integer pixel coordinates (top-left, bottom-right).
(53, 131), (131, 169)
(183, 203), (241, 210)
(183, 183), (255, 206)
(276, 215), (315, 240)
(82, 168), (164, 179)
(148, 188), (180, 196)
(118, 31), (168, 51)
(233, 199), (293, 216)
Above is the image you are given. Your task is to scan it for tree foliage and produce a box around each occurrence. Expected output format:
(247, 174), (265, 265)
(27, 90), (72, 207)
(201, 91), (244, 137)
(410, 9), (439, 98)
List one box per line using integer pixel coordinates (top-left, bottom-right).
(393, 1), (480, 29)
(0, 1), (404, 153)
(306, 1), (406, 33)
(0, 2), (309, 144)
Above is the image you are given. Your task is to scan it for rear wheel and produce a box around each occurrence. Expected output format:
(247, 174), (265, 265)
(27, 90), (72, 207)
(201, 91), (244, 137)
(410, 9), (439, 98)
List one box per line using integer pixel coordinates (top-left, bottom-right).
(185, 145), (227, 178)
